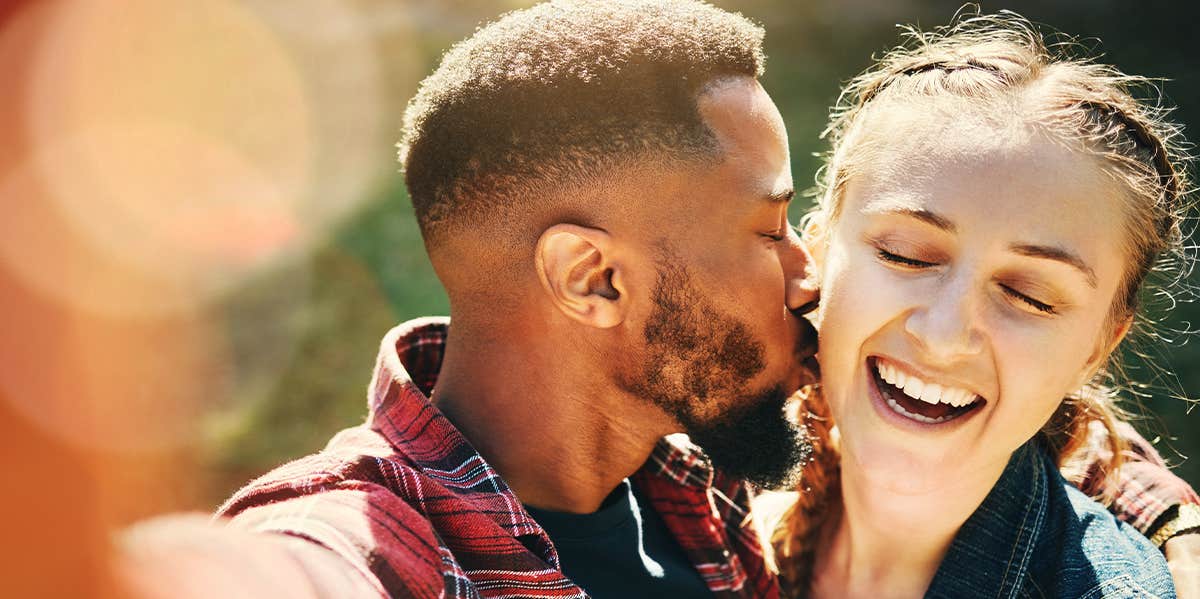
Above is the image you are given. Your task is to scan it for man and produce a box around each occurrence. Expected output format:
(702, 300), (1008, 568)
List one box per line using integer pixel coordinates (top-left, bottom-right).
(126, 1), (1198, 597)
(222, 2), (816, 596)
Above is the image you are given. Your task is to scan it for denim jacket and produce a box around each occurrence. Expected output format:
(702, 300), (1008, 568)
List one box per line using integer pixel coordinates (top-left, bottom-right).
(925, 441), (1176, 598)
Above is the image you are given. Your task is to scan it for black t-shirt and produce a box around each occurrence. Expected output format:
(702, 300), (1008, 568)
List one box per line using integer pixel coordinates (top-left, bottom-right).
(524, 479), (712, 598)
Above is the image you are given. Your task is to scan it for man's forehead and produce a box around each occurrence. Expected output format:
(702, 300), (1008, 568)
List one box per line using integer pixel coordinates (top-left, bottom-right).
(695, 77), (791, 195)
(698, 77), (788, 142)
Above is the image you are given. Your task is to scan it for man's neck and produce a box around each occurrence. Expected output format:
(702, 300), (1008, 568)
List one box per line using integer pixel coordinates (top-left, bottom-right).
(812, 452), (1009, 599)
(430, 324), (671, 514)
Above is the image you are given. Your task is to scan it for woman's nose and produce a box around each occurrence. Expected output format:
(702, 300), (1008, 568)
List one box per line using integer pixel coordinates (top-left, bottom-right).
(903, 277), (984, 361)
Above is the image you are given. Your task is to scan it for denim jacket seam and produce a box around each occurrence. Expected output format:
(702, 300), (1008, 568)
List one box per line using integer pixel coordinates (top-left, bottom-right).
(1079, 573), (1165, 599)
(998, 449), (1048, 599)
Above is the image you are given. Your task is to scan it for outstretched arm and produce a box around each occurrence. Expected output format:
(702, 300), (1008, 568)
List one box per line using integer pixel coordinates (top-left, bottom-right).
(117, 514), (384, 599)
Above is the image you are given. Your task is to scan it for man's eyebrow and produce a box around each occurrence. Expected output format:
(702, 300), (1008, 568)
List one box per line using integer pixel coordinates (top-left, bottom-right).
(1009, 244), (1098, 288)
(766, 189), (795, 204)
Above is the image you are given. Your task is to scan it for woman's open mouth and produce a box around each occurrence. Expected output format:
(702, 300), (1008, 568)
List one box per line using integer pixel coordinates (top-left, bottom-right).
(868, 356), (986, 425)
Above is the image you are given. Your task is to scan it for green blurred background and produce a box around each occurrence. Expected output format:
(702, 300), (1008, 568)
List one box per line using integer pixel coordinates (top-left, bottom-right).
(202, 0), (1200, 506)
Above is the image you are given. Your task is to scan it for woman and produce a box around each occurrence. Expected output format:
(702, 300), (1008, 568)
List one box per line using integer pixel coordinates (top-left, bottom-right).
(773, 12), (1187, 598)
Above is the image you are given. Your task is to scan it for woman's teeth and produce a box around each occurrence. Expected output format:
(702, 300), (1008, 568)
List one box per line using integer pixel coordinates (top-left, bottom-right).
(884, 395), (950, 424)
(876, 359), (978, 408)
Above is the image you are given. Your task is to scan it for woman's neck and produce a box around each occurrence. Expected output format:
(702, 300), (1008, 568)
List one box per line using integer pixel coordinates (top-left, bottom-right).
(810, 452), (1010, 599)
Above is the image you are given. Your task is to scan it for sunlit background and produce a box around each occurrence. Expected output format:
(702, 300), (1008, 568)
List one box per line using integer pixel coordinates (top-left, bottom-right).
(1, 0), (1196, 595)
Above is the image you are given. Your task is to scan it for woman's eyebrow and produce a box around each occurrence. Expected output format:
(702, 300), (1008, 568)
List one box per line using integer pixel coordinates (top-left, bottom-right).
(895, 207), (955, 232)
(1009, 243), (1098, 288)
(866, 204), (958, 233)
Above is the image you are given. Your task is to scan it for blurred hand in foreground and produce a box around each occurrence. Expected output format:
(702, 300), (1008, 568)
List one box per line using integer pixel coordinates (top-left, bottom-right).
(117, 514), (380, 599)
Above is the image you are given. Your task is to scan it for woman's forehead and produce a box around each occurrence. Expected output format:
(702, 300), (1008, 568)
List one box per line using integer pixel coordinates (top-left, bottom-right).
(853, 98), (1034, 161)
(849, 127), (1117, 221)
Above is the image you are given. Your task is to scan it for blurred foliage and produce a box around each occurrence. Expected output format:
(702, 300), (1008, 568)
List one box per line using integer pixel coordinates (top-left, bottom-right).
(205, 0), (1200, 505)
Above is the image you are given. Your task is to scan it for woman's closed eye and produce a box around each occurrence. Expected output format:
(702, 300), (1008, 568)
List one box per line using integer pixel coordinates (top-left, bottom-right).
(999, 284), (1057, 315)
(877, 247), (937, 269)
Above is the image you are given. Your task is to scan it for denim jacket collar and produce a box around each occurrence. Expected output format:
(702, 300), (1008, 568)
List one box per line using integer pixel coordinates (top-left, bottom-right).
(924, 443), (1048, 599)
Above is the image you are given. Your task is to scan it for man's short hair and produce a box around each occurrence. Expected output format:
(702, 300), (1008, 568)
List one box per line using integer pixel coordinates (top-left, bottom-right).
(397, 0), (765, 243)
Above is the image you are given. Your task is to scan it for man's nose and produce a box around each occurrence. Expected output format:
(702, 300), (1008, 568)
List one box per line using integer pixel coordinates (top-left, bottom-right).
(783, 228), (819, 315)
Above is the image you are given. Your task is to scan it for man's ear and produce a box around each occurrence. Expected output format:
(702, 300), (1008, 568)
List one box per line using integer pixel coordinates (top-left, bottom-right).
(800, 211), (828, 268)
(535, 224), (626, 328)
(1075, 315), (1133, 389)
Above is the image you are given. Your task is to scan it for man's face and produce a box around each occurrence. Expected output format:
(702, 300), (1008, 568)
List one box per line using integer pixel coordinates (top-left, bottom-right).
(615, 77), (820, 488)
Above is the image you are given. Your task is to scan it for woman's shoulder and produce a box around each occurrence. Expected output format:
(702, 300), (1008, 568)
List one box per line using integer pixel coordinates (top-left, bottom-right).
(1031, 451), (1176, 598)
(929, 444), (1174, 598)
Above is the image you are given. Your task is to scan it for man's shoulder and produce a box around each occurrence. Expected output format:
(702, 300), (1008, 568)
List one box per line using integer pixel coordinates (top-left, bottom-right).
(214, 422), (572, 598)
(214, 424), (455, 596)
(217, 424), (420, 518)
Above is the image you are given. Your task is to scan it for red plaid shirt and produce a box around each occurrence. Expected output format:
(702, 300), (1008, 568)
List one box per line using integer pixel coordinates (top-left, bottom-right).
(215, 317), (1197, 598)
(1070, 419), (1200, 534)
(217, 317), (776, 598)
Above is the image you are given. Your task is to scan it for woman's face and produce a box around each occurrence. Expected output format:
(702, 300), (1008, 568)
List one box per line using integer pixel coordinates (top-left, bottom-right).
(812, 117), (1131, 493)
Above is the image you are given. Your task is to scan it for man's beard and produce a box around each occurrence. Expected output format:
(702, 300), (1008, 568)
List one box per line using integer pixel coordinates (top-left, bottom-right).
(679, 383), (809, 489)
(616, 256), (812, 490)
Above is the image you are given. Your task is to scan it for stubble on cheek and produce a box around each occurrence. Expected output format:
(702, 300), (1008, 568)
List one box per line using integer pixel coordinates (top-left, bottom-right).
(629, 258), (766, 412)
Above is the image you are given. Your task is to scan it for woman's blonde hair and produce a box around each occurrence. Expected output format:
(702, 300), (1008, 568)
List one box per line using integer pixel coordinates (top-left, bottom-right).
(775, 9), (1192, 592)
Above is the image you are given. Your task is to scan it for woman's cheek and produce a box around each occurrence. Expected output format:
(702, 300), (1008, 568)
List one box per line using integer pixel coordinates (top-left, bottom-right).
(986, 327), (1082, 446)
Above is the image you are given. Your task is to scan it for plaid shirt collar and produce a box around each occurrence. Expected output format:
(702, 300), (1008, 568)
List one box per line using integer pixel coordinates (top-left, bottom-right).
(363, 316), (774, 597)
(365, 316), (547, 544)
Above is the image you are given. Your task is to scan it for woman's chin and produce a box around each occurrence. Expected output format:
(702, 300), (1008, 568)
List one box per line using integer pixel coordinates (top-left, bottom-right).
(841, 434), (972, 495)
